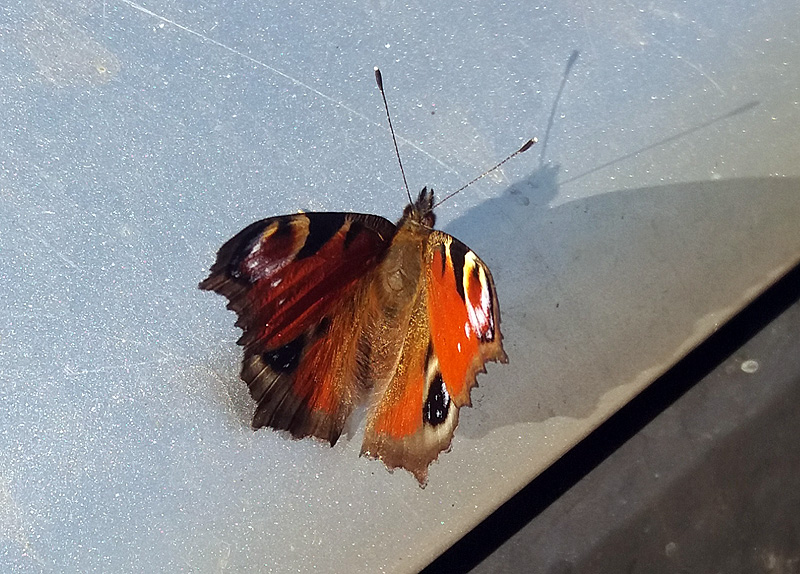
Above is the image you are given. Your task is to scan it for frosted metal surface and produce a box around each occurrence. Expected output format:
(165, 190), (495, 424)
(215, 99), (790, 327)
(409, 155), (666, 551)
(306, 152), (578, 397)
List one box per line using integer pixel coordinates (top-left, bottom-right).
(2, 1), (799, 572)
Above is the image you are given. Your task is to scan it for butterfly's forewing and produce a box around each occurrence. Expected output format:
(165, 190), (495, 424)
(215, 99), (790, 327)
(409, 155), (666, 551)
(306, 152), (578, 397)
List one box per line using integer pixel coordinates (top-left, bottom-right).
(360, 227), (506, 485)
(199, 212), (396, 444)
(427, 232), (507, 403)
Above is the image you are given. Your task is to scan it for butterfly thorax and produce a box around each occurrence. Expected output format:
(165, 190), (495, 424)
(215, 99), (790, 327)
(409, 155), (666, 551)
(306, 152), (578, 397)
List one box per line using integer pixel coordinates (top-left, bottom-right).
(376, 186), (442, 312)
(377, 223), (425, 303)
(401, 187), (436, 229)
(359, 197), (435, 395)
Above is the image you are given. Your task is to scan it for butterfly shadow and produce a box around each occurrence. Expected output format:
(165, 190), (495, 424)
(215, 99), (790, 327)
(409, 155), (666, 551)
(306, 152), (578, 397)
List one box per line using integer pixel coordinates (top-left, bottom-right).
(444, 173), (800, 440)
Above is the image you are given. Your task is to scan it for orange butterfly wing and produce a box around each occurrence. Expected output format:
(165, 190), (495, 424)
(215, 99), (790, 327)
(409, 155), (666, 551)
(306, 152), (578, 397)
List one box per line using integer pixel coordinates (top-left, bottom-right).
(428, 232), (507, 401)
(199, 212), (396, 444)
(361, 228), (506, 485)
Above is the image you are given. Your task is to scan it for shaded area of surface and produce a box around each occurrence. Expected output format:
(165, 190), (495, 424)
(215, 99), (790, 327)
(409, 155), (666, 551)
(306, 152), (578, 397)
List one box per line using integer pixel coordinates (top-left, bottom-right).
(449, 176), (800, 437)
(425, 262), (800, 573)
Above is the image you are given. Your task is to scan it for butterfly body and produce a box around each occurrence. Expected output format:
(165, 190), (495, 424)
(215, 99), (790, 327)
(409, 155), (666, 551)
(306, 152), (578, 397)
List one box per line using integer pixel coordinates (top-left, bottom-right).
(201, 187), (506, 485)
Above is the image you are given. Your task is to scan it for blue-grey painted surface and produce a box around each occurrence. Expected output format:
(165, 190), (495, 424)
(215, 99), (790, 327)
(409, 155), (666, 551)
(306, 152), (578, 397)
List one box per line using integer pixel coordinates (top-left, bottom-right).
(2, 1), (799, 572)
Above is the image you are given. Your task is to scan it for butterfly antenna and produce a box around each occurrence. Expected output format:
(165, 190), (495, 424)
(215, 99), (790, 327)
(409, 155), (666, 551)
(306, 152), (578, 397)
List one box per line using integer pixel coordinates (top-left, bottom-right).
(433, 137), (538, 209)
(374, 67), (413, 205)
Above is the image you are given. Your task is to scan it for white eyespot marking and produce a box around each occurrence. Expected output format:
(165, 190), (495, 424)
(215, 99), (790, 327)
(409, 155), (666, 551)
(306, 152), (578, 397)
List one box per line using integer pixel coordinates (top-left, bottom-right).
(270, 277), (283, 288)
(242, 223), (296, 287)
(248, 258), (290, 281)
(243, 232), (292, 280)
(463, 251), (492, 339)
(457, 342), (462, 352)
(245, 241), (262, 272)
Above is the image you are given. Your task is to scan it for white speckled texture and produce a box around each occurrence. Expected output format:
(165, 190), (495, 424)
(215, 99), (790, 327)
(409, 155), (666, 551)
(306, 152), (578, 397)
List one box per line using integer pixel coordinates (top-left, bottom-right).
(1, 0), (799, 572)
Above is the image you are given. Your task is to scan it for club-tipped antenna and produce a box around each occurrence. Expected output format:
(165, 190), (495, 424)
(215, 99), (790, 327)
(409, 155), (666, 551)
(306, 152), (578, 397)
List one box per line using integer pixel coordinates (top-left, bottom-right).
(374, 67), (413, 205)
(433, 137), (538, 209)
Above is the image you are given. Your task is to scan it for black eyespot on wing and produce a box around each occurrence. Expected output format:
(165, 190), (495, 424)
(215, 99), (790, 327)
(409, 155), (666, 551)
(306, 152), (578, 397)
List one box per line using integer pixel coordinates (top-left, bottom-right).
(296, 213), (347, 259)
(449, 241), (467, 302)
(423, 372), (451, 426)
(262, 334), (306, 373)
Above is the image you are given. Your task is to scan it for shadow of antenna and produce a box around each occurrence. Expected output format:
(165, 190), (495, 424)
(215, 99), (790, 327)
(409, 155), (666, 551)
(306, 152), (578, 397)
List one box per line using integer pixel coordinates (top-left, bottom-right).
(539, 50), (580, 167)
(560, 100), (760, 186)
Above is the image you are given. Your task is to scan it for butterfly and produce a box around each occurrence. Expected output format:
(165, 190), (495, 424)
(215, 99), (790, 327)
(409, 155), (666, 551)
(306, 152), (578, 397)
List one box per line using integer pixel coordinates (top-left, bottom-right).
(200, 68), (535, 485)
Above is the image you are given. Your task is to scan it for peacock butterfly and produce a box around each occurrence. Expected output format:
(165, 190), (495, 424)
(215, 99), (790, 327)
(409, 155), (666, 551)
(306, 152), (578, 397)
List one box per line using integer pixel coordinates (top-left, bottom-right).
(200, 68), (535, 485)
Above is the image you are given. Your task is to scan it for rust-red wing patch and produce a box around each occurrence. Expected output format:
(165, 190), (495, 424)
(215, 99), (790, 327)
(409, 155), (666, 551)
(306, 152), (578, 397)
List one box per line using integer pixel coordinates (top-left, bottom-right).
(200, 212), (395, 444)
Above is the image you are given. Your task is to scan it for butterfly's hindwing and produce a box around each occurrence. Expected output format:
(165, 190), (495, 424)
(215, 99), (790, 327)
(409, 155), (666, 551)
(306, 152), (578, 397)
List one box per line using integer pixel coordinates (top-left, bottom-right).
(200, 212), (396, 444)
